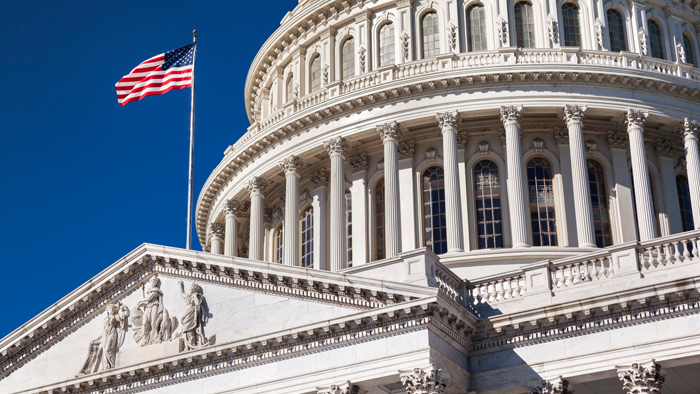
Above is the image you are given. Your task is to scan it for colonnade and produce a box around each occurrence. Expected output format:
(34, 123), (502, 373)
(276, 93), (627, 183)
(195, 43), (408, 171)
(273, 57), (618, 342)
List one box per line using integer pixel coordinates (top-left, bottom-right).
(207, 108), (700, 267)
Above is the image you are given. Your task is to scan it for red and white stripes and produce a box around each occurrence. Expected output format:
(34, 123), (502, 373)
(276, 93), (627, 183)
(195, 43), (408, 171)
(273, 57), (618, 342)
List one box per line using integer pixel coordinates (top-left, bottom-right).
(115, 53), (193, 106)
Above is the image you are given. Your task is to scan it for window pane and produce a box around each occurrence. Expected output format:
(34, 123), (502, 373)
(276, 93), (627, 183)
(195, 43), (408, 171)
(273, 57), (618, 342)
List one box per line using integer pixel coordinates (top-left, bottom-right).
(587, 159), (613, 247)
(648, 20), (664, 59)
(301, 207), (314, 267)
(474, 160), (504, 249)
(380, 23), (396, 66)
(561, 3), (582, 47)
(423, 166), (448, 254)
(527, 157), (558, 246)
(422, 12), (441, 58)
(310, 56), (322, 93)
(274, 225), (284, 264)
(607, 9), (627, 52)
(375, 178), (386, 260)
(677, 175), (695, 231)
(342, 38), (355, 80)
(467, 5), (487, 51)
(684, 35), (697, 67)
(514, 2), (536, 48)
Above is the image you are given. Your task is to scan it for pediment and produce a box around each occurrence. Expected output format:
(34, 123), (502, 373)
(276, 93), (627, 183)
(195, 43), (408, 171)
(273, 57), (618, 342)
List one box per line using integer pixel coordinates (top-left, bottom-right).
(0, 244), (437, 393)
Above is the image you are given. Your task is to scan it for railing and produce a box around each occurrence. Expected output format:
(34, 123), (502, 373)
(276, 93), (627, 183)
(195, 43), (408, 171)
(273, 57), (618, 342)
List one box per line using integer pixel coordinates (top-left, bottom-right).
(469, 229), (700, 306)
(435, 262), (465, 305)
(341, 72), (383, 94)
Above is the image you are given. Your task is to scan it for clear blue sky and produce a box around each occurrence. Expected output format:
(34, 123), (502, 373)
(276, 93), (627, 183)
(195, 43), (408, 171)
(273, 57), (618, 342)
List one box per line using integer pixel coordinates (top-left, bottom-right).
(0, 0), (295, 338)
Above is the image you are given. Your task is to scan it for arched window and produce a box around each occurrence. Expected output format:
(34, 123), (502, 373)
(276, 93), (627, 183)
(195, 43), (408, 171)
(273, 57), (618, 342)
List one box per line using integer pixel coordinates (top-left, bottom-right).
(274, 224), (283, 264)
(683, 34), (696, 67)
(286, 74), (294, 102)
(346, 190), (353, 266)
(422, 166), (448, 254)
(375, 178), (386, 260)
(301, 207), (314, 267)
(561, 3), (582, 47)
(648, 20), (664, 59)
(587, 159), (612, 247)
(606, 9), (627, 52)
(677, 175), (695, 231)
(467, 4), (487, 51)
(379, 23), (396, 66)
(310, 56), (322, 93)
(474, 160), (503, 249)
(514, 2), (536, 48)
(422, 12), (440, 58)
(341, 38), (355, 79)
(527, 157), (558, 246)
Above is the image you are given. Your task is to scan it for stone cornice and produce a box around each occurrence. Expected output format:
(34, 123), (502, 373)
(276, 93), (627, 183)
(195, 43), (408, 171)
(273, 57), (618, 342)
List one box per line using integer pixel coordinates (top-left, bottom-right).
(0, 245), (438, 381)
(199, 58), (700, 247)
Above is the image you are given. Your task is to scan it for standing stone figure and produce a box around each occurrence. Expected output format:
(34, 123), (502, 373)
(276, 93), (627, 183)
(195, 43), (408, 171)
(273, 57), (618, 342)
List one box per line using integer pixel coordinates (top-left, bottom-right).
(77, 303), (130, 375)
(132, 274), (177, 346)
(176, 281), (214, 350)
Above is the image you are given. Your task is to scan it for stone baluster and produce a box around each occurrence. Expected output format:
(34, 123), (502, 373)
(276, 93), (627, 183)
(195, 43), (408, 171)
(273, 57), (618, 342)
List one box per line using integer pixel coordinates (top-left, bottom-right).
(376, 121), (403, 258)
(245, 177), (270, 261)
(563, 105), (597, 248)
(680, 118), (700, 229)
(324, 136), (351, 271)
(279, 155), (307, 266)
(625, 109), (656, 241)
(500, 106), (530, 248)
(436, 111), (465, 253)
(618, 362), (665, 394)
(224, 199), (249, 257)
(400, 364), (450, 394)
(209, 223), (225, 255)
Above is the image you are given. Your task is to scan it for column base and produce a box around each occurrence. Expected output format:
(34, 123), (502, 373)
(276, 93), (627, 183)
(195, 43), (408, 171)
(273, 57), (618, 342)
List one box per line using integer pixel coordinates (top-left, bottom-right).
(579, 242), (597, 248)
(446, 248), (464, 254)
(513, 243), (531, 248)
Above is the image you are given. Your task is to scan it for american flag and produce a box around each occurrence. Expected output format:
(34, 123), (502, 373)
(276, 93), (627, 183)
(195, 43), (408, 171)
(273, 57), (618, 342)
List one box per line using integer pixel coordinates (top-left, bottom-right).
(116, 43), (195, 106)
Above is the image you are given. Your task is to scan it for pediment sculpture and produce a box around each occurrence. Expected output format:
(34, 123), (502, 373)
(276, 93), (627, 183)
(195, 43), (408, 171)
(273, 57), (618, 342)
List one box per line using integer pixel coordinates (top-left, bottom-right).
(77, 303), (130, 375)
(176, 281), (215, 350)
(132, 274), (177, 346)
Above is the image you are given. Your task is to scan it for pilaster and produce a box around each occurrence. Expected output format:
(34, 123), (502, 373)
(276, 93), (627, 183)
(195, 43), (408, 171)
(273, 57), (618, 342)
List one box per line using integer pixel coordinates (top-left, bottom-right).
(349, 153), (369, 266)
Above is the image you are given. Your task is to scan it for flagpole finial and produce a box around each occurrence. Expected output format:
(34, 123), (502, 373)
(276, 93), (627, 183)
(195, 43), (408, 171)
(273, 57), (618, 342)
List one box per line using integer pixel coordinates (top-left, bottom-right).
(193, 29), (198, 37)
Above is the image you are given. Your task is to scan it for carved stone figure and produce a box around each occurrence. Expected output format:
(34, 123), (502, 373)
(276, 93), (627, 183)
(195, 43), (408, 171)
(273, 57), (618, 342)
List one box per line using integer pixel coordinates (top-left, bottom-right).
(132, 274), (177, 346)
(77, 303), (130, 375)
(176, 281), (214, 350)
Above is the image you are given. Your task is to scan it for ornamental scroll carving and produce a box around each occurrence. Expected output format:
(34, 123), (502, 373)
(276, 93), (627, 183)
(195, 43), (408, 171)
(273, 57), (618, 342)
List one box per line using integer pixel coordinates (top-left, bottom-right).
(349, 153), (369, 172)
(608, 130), (628, 149)
(401, 32), (411, 60)
(678, 117), (700, 139)
(554, 128), (569, 146)
(436, 111), (460, 132)
(132, 274), (177, 347)
(279, 155), (307, 175)
(618, 362), (666, 394)
(677, 43), (687, 63)
(624, 109), (649, 128)
(448, 23), (457, 51)
(595, 19), (604, 49)
(377, 121), (403, 142)
(655, 139), (675, 158)
(224, 199), (250, 217)
(639, 30), (648, 56)
(263, 207), (273, 223)
(457, 132), (468, 149)
(246, 177), (271, 196)
(311, 168), (330, 188)
(398, 140), (416, 160)
(547, 15), (559, 45)
(317, 381), (363, 394)
(400, 364), (451, 394)
(77, 303), (130, 375)
(498, 17), (509, 46)
(209, 223), (225, 239)
(563, 104), (587, 125)
(529, 379), (575, 394)
(500, 105), (523, 126)
(176, 281), (215, 351)
(324, 136), (350, 157)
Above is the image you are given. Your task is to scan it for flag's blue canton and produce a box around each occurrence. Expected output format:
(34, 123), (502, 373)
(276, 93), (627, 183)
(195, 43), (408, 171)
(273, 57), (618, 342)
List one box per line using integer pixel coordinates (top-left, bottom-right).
(163, 43), (195, 70)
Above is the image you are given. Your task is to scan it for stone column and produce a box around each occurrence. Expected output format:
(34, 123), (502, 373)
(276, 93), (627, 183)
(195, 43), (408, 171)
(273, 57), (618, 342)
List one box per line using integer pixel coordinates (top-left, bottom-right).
(618, 362), (666, 394)
(324, 136), (350, 271)
(245, 177), (270, 261)
(376, 121), (403, 258)
(436, 111), (465, 253)
(349, 154), (369, 266)
(209, 223), (225, 255)
(681, 118), (700, 229)
(563, 105), (597, 248)
(625, 109), (656, 241)
(279, 155), (306, 266)
(224, 200), (249, 257)
(500, 106), (530, 248)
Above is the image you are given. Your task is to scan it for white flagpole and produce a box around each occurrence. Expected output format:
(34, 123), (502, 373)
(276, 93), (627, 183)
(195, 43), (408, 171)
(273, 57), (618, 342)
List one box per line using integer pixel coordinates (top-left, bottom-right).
(186, 30), (197, 250)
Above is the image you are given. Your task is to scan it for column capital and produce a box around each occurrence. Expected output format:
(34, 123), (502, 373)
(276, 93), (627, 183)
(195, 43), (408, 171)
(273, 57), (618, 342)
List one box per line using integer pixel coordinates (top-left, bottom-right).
(317, 382), (361, 394)
(279, 155), (307, 175)
(529, 379), (575, 394)
(349, 153), (369, 173)
(311, 168), (330, 189)
(376, 121), (403, 143)
(607, 130), (628, 149)
(399, 364), (450, 394)
(224, 199), (250, 217)
(246, 177), (271, 196)
(398, 140), (416, 160)
(500, 105), (523, 126)
(323, 136), (350, 157)
(563, 104), (587, 126)
(209, 223), (225, 239)
(436, 111), (460, 132)
(678, 117), (700, 140)
(554, 128), (569, 146)
(624, 109), (649, 129)
(654, 139), (675, 158)
(617, 362), (665, 394)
